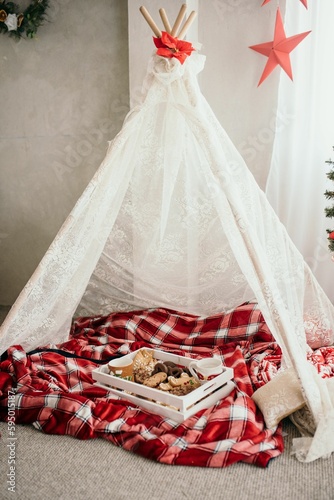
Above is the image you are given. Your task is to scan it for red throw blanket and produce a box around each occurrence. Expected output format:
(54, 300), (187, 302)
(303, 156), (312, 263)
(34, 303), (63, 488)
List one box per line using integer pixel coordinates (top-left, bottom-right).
(2, 302), (331, 468)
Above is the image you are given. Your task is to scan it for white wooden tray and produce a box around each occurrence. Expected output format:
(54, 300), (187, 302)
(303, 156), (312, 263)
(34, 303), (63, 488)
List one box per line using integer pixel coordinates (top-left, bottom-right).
(92, 348), (234, 423)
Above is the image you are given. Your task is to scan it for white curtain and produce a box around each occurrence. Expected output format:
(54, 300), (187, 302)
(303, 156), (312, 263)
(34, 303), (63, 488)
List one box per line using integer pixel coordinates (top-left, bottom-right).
(266, 0), (334, 303)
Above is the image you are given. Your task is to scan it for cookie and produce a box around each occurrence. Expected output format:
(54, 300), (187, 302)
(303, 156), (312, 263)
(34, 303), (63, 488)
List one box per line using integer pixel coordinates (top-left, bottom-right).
(143, 372), (167, 387)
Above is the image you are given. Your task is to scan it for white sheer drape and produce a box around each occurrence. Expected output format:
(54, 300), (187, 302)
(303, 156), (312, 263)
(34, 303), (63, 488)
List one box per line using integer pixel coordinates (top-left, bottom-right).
(0, 49), (333, 462)
(266, 0), (334, 303)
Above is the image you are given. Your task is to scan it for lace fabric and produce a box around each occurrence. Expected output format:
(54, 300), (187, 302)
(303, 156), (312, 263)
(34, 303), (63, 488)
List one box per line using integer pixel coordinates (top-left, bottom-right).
(0, 52), (333, 462)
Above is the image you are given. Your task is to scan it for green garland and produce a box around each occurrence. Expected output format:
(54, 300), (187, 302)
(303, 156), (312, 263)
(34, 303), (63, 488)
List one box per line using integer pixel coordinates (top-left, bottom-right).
(0, 0), (49, 39)
(324, 148), (334, 254)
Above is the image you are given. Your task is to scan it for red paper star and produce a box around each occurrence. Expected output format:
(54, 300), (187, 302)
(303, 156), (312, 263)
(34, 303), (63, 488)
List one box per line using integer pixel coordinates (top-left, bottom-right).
(249, 8), (311, 86)
(262, 0), (307, 7)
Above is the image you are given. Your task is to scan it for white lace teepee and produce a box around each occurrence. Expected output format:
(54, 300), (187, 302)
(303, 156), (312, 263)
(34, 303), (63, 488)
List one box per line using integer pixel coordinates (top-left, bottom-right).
(0, 6), (333, 462)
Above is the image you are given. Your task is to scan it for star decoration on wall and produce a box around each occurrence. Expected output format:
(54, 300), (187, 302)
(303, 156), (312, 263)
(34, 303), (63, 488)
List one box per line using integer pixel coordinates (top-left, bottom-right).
(249, 8), (311, 86)
(261, 0), (308, 7)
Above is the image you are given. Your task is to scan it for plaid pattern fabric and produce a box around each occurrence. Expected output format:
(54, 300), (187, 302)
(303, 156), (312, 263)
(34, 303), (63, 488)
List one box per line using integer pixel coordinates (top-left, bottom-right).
(0, 303), (287, 467)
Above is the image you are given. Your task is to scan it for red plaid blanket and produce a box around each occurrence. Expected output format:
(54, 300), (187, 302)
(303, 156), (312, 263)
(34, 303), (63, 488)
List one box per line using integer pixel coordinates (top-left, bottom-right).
(0, 303), (292, 467)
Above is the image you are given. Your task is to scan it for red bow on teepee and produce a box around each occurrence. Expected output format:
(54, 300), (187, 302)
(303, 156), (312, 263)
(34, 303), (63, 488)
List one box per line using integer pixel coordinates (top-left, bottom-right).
(153, 31), (195, 65)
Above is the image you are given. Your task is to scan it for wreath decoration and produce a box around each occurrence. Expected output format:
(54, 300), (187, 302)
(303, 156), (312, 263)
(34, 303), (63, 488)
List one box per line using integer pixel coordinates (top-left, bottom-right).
(0, 0), (49, 39)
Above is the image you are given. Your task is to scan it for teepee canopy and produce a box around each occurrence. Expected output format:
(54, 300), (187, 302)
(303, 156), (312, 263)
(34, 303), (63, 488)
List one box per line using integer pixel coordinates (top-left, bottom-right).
(0, 4), (333, 463)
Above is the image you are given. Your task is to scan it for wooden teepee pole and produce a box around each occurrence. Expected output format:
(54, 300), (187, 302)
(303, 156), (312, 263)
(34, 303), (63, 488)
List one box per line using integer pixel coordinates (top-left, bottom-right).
(170, 4), (187, 36)
(139, 6), (162, 37)
(159, 8), (171, 33)
(177, 11), (197, 39)
(140, 4), (197, 40)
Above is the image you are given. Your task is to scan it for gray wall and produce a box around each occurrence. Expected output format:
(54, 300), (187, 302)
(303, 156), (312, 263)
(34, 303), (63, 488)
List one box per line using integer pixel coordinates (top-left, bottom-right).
(1, 0), (284, 306)
(0, 0), (129, 304)
(199, 0), (284, 189)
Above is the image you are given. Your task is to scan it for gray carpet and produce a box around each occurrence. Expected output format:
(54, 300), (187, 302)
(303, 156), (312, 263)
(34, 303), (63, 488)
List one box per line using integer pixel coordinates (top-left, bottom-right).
(1, 409), (333, 499)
